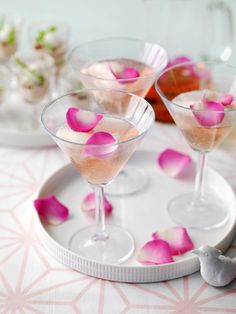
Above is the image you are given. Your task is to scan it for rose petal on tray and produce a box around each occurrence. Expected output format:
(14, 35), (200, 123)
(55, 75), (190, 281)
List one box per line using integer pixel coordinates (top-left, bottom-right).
(34, 195), (69, 225)
(190, 101), (225, 127)
(137, 239), (174, 265)
(66, 107), (103, 132)
(81, 192), (113, 215)
(158, 149), (192, 178)
(218, 93), (233, 106)
(84, 131), (117, 158)
(152, 227), (194, 255)
(109, 63), (140, 84)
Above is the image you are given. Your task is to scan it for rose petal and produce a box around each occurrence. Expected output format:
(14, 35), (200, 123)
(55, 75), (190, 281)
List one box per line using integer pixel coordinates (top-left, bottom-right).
(66, 107), (103, 132)
(166, 56), (211, 80)
(137, 239), (174, 265)
(152, 227), (194, 255)
(34, 195), (69, 225)
(167, 56), (195, 76)
(81, 192), (112, 216)
(203, 91), (233, 107)
(160, 55), (197, 80)
(166, 56), (192, 68)
(218, 93), (233, 106)
(84, 131), (117, 158)
(191, 101), (225, 127)
(109, 63), (140, 84)
(158, 149), (192, 178)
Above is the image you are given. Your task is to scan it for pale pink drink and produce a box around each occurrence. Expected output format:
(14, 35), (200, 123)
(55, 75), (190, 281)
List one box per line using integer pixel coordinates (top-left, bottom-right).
(156, 61), (236, 230)
(42, 89), (154, 264)
(57, 116), (139, 185)
(81, 58), (155, 97)
(173, 90), (235, 152)
(68, 38), (167, 196)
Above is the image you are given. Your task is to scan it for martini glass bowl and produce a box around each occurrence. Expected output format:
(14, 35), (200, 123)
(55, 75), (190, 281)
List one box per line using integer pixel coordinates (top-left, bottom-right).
(155, 61), (236, 230)
(68, 37), (167, 196)
(41, 89), (154, 264)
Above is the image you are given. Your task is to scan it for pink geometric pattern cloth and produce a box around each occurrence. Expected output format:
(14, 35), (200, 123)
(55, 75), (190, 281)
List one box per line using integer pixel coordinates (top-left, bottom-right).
(0, 124), (236, 314)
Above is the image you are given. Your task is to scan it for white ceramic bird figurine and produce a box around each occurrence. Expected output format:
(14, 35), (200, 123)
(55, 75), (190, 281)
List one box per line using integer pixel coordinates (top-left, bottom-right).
(192, 245), (236, 287)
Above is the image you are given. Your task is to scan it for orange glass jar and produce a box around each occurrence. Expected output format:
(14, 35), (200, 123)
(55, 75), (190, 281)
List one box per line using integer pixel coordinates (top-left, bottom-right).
(146, 61), (201, 123)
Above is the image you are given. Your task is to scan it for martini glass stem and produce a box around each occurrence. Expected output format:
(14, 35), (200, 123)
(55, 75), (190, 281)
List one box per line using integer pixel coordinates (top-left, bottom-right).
(192, 152), (207, 207)
(92, 184), (109, 241)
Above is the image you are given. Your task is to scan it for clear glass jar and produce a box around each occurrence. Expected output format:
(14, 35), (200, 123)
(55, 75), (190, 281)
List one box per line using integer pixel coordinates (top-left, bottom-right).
(0, 15), (22, 63)
(29, 21), (70, 68)
(12, 51), (55, 104)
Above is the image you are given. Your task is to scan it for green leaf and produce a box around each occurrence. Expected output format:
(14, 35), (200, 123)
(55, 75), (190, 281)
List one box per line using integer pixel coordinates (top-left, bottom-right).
(35, 25), (58, 50)
(35, 30), (45, 44)
(74, 82), (84, 91)
(6, 28), (15, 45)
(48, 25), (57, 32)
(15, 58), (45, 86)
(0, 19), (15, 45)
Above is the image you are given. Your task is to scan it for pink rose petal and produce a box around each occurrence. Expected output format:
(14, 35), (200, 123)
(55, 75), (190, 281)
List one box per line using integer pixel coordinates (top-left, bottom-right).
(137, 239), (174, 265)
(191, 100), (225, 127)
(166, 56), (196, 76)
(218, 93), (233, 106)
(203, 91), (233, 107)
(34, 195), (69, 225)
(66, 107), (103, 132)
(81, 192), (112, 216)
(109, 63), (140, 84)
(84, 131), (117, 158)
(158, 149), (192, 178)
(166, 56), (211, 80)
(152, 227), (194, 255)
(166, 56), (192, 69)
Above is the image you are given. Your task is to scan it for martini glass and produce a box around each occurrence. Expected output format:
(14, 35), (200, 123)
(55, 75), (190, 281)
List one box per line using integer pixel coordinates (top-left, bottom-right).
(41, 89), (154, 263)
(68, 37), (167, 196)
(155, 61), (236, 230)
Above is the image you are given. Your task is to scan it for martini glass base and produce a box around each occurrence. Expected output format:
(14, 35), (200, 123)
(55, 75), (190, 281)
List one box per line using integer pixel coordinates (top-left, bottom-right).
(106, 165), (148, 196)
(68, 224), (135, 264)
(168, 193), (229, 230)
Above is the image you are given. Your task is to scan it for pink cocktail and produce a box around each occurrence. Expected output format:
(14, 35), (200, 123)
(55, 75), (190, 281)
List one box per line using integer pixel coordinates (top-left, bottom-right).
(156, 61), (236, 230)
(42, 89), (154, 263)
(68, 38), (167, 196)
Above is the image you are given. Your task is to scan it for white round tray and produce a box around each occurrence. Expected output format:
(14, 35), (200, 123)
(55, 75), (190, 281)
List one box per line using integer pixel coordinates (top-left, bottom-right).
(35, 150), (236, 282)
(0, 90), (54, 148)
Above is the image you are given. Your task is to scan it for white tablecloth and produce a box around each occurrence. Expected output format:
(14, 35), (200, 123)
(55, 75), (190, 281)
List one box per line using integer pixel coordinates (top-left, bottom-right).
(1, 122), (236, 313)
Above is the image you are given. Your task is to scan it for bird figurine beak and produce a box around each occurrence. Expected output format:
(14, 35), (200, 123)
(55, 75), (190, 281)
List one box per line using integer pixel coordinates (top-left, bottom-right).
(192, 249), (200, 255)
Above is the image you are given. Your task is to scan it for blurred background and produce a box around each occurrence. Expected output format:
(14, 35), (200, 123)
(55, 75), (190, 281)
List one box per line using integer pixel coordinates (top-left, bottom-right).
(1, 0), (235, 63)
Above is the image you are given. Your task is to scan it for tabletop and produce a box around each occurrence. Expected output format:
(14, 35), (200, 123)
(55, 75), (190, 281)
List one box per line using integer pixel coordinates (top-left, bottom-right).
(1, 122), (236, 314)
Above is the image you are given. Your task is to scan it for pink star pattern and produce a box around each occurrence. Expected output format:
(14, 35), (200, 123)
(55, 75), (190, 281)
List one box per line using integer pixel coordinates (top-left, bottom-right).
(0, 125), (236, 313)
